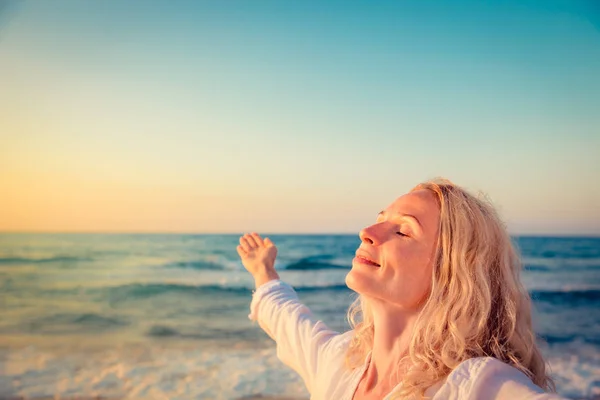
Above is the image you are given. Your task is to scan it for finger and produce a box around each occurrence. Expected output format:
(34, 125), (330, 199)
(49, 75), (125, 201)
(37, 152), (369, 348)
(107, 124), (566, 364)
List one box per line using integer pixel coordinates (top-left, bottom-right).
(239, 236), (252, 252)
(251, 232), (264, 246)
(245, 233), (258, 248)
(264, 237), (274, 247)
(236, 245), (247, 257)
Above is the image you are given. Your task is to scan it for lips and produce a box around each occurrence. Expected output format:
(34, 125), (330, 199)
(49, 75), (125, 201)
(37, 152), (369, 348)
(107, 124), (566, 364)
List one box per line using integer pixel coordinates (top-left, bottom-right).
(355, 252), (380, 267)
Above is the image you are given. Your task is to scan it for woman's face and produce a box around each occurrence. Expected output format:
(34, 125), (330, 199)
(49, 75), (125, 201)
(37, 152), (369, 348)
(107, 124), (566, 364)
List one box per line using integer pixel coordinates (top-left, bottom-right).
(345, 189), (440, 310)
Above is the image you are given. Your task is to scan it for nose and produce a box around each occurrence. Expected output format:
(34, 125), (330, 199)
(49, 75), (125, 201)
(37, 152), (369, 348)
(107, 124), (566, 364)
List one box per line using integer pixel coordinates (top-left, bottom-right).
(359, 225), (378, 245)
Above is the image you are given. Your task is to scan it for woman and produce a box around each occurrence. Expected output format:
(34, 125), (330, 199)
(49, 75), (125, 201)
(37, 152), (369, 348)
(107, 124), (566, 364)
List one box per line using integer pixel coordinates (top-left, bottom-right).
(236, 178), (565, 399)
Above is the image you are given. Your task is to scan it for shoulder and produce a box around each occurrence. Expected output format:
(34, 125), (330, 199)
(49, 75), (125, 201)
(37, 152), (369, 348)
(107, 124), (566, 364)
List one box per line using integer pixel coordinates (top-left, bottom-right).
(445, 357), (499, 388)
(324, 330), (355, 356)
(441, 357), (560, 400)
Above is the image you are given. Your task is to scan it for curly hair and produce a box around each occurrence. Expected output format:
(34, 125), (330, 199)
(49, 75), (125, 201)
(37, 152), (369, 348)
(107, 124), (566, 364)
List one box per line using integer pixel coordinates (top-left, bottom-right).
(345, 178), (555, 398)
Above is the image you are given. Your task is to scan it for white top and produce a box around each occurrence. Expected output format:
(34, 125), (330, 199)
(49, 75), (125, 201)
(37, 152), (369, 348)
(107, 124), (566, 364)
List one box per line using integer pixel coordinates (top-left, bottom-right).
(248, 280), (567, 400)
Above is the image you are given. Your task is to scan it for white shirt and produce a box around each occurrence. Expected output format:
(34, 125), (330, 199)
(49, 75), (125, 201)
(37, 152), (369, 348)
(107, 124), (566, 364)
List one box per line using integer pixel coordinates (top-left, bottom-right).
(248, 280), (567, 400)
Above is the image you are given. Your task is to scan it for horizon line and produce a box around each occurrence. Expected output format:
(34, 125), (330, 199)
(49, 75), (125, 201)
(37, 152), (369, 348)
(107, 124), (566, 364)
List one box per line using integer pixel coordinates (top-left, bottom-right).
(1, 230), (599, 238)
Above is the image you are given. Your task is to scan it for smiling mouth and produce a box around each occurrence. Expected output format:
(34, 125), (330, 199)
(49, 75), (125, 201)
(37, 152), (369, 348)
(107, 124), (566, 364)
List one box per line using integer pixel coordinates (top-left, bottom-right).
(355, 255), (381, 267)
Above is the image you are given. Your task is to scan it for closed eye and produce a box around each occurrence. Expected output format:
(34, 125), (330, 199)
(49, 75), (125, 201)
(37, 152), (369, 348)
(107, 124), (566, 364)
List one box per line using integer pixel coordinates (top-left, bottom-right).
(396, 231), (408, 237)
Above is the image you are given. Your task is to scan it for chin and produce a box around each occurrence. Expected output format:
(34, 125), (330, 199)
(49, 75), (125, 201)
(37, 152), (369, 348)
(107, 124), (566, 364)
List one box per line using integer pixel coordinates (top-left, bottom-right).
(345, 268), (367, 295)
(344, 271), (355, 291)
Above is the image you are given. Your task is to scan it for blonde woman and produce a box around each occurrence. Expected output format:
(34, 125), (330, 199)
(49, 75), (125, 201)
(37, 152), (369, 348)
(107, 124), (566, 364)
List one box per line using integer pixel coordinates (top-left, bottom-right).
(236, 179), (565, 400)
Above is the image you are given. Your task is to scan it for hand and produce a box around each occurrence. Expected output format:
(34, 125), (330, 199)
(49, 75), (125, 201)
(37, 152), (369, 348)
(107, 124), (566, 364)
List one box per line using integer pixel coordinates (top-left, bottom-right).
(237, 232), (280, 287)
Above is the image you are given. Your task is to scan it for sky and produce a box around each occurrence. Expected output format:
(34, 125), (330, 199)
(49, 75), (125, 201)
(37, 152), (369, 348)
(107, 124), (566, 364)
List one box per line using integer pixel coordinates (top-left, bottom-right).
(0, 0), (599, 235)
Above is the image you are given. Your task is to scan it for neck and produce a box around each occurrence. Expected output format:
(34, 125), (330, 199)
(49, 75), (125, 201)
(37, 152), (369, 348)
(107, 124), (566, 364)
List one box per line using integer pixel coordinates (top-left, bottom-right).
(362, 299), (420, 391)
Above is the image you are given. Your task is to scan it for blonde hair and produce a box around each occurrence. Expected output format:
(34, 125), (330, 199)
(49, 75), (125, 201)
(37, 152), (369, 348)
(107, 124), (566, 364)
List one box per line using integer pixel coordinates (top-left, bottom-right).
(345, 178), (555, 398)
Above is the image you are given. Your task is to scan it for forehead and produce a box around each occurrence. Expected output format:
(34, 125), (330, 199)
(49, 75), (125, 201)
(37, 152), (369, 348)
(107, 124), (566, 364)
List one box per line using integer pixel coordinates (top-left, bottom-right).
(385, 189), (440, 226)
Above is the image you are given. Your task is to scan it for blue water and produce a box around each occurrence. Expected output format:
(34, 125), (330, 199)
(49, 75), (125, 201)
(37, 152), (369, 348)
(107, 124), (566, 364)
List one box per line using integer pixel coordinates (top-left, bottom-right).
(0, 234), (599, 399)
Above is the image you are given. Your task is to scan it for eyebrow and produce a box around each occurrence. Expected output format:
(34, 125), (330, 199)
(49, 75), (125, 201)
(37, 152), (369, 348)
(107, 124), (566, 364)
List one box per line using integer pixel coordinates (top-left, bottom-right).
(378, 210), (422, 229)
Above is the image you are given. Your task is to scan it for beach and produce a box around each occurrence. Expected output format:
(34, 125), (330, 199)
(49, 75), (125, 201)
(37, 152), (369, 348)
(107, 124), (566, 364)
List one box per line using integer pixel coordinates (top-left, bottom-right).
(1, 234), (599, 399)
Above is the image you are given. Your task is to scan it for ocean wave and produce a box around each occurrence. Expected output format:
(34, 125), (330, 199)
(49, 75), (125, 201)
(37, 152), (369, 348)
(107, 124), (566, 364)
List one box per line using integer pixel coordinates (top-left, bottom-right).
(106, 283), (250, 301)
(22, 312), (129, 334)
(146, 324), (261, 340)
(285, 261), (349, 270)
(540, 334), (600, 346)
(0, 256), (88, 265)
(540, 250), (600, 259)
(295, 284), (350, 292)
(284, 255), (349, 270)
(523, 264), (552, 272)
(530, 288), (600, 305)
(522, 257), (600, 271)
(103, 282), (351, 303)
(163, 260), (225, 270)
(147, 324), (181, 337)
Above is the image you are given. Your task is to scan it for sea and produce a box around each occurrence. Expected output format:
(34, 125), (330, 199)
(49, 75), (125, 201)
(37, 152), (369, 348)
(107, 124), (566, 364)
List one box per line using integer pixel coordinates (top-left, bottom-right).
(0, 233), (599, 400)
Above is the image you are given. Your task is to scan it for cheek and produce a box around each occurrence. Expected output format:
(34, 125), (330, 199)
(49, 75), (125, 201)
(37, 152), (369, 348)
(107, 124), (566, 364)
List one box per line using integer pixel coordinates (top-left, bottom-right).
(408, 264), (434, 305)
(385, 241), (433, 274)
(393, 245), (421, 264)
(383, 258), (433, 306)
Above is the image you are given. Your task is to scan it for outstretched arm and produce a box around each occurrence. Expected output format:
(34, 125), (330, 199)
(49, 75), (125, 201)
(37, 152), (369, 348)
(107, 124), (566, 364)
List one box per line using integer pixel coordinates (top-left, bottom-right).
(237, 233), (342, 394)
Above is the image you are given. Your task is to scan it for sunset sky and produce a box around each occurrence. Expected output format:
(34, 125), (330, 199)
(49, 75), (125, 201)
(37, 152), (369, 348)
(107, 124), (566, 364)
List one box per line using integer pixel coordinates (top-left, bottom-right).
(1, 0), (599, 235)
